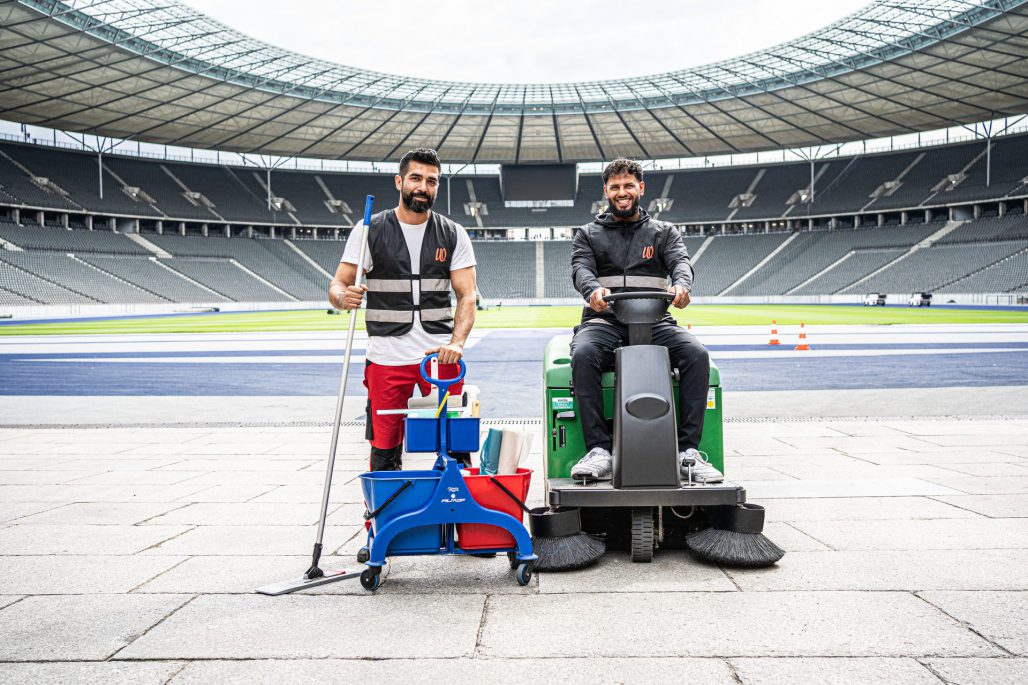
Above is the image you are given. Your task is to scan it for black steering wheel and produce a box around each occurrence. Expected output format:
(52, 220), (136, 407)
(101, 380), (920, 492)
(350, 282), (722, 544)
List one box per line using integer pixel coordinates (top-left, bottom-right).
(602, 291), (675, 303)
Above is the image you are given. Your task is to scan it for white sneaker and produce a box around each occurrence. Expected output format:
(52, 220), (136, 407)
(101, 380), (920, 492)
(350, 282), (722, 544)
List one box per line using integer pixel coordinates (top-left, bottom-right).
(571, 447), (613, 481)
(679, 448), (723, 484)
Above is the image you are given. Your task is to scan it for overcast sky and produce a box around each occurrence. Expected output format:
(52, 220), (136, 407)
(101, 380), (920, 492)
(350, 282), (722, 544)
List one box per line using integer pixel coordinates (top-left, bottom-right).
(186, 0), (871, 83)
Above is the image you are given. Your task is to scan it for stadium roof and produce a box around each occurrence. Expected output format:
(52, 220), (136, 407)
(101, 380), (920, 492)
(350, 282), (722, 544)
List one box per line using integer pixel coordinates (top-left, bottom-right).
(1, 0), (1027, 164)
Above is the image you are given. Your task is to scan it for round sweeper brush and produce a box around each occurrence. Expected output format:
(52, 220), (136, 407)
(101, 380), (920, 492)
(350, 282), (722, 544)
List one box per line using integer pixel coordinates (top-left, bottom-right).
(686, 503), (785, 568)
(530, 506), (605, 572)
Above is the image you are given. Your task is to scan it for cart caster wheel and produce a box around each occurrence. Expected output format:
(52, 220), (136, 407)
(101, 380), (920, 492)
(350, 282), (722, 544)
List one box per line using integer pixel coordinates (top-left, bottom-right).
(507, 552), (518, 570)
(356, 548), (370, 564)
(360, 568), (381, 591)
(631, 507), (655, 563)
(515, 563), (533, 586)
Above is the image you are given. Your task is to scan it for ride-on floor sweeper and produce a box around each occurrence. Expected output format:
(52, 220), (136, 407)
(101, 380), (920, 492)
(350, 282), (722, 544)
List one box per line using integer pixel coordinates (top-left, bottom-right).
(538, 291), (784, 567)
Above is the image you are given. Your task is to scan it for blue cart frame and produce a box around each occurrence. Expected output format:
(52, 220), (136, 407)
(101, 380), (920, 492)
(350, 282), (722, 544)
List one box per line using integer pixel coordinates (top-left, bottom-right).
(358, 354), (537, 590)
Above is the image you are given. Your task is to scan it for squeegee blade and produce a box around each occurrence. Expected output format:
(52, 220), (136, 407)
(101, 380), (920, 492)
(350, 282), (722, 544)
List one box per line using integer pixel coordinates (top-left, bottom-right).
(255, 567), (361, 596)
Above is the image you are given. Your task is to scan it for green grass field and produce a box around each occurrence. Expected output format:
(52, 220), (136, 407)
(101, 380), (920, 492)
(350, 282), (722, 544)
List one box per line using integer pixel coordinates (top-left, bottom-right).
(1, 304), (1027, 336)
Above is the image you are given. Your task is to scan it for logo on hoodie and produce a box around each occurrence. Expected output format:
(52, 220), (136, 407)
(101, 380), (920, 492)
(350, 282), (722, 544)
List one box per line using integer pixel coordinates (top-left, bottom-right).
(642, 245), (654, 260)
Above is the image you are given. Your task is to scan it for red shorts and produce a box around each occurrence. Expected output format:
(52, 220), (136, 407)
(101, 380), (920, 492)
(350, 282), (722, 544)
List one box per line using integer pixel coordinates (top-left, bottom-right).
(363, 361), (465, 450)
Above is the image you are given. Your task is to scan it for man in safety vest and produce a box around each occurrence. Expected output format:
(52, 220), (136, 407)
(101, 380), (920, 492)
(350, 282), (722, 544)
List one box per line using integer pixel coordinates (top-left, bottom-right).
(329, 148), (477, 471)
(569, 157), (722, 483)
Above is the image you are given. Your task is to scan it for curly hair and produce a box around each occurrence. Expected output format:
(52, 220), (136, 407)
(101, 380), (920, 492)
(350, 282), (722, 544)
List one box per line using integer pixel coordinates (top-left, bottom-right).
(602, 157), (643, 184)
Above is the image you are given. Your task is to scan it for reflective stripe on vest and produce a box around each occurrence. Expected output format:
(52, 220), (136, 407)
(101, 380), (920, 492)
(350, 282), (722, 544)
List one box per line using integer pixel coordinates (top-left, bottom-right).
(596, 275), (668, 289)
(420, 307), (454, 322)
(420, 278), (451, 292)
(365, 278), (409, 292)
(365, 309), (414, 323)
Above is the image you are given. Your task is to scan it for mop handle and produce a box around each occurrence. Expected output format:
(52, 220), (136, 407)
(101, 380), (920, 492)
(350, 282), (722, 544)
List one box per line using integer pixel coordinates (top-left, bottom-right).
(313, 195), (374, 549)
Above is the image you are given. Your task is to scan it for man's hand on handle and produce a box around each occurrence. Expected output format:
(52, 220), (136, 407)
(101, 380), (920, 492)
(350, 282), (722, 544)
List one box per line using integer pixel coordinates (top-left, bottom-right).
(669, 285), (690, 309)
(426, 342), (464, 365)
(588, 287), (611, 312)
(339, 284), (367, 310)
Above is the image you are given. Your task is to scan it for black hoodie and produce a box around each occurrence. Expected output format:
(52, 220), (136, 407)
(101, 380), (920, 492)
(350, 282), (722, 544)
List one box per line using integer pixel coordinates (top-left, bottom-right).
(571, 208), (694, 324)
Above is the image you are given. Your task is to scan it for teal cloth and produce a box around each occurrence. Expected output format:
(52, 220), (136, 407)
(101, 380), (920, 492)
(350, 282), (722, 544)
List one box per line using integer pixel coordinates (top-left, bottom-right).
(480, 428), (503, 475)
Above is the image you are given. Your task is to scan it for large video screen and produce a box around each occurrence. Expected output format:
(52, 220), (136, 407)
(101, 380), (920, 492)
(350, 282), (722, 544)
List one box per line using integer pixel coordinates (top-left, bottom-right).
(500, 164), (577, 202)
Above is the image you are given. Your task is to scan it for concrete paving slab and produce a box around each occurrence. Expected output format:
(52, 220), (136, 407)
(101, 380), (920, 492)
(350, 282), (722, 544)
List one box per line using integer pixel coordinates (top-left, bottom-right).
(777, 435), (941, 453)
(0, 595), (25, 610)
(924, 657), (1028, 684)
(916, 433), (1028, 447)
(173, 483), (279, 502)
(478, 591), (998, 657)
(753, 496), (977, 521)
(789, 519), (1028, 551)
(0, 661), (185, 685)
(919, 591), (1028, 655)
(727, 549), (1028, 591)
(940, 462), (1028, 477)
(537, 550), (735, 594)
(887, 421), (1028, 436)
(64, 470), (209, 486)
(916, 476), (1028, 495)
(247, 481), (366, 503)
(0, 594), (191, 661)
(930, 494), (1028, 518)
(0, 502), (64, 523)
(768, 463), (963, 482)
(137, 524), (360, 556)
(731, 657), (939, 684)
(0, 524), (191, 554)
(763, 522), (832, 551)
(0, 469), (104, 484)
(153, 458), (321, 472)
(116, 594), (485, 659)
(169, 657), (735, 684)
(133, 555), (358, 594)
(745, 478), (965, 499)
(167, 470), (326, 486)
(143, 502), (362, 527)
(0, 555), (187, 594)
(36, 458), (184, 471)
(849, 450), (1028, 465)
(15, 502), (184, 525)
(0, 483), (213, 503)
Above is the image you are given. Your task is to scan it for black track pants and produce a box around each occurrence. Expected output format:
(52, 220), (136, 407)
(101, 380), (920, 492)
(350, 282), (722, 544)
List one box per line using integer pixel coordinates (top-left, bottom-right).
(570, 320), (710, 453)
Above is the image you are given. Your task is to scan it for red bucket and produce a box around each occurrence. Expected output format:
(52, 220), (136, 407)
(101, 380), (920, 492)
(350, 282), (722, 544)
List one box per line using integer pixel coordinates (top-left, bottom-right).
(457, 468), (532, 550)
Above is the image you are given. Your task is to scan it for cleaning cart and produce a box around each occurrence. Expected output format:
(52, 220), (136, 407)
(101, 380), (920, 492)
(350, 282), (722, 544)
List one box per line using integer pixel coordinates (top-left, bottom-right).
(357, 354), (538, 590)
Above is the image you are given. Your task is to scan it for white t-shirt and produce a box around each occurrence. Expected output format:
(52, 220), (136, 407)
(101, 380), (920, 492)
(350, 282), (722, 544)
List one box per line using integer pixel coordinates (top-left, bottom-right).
(341, 215), (476, 365)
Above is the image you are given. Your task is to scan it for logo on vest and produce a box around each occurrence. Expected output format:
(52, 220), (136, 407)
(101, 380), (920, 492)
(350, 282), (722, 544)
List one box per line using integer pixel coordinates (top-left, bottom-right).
(642, 245), (654, 260)
(435, 247), (448, 262)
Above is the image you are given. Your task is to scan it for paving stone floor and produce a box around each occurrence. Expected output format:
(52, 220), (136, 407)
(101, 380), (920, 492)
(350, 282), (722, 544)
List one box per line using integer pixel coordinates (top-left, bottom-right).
(1, 418), (1026, 683)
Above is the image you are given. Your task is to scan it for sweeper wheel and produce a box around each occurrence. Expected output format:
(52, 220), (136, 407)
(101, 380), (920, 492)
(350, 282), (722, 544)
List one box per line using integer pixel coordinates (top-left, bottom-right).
(360, 568), (381, 591)
(356, 547), (370, 564)
(516, 563), (533, 586)
(507, 552), (518, 570)
(630, 507), (655, 562)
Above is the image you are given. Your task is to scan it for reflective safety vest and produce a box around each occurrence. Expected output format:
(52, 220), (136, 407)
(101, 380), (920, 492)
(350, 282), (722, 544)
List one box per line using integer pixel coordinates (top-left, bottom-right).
(364, 209), (458, 337)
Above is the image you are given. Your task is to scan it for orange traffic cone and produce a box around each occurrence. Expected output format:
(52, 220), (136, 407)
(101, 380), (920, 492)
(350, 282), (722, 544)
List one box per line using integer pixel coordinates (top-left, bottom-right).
(794, 322), (811, 351)
(768, 320), (781, 345)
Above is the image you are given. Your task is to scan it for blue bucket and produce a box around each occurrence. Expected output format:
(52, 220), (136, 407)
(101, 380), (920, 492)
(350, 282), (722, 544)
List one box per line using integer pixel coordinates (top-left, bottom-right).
(360, 470), (443, 553)
(404, 417), (439, 453)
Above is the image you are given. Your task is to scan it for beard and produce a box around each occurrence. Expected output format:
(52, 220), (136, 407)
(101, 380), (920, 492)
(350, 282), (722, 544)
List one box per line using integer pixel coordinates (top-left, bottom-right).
(608, 196), (639, 219)
(402, 189), (434, 213)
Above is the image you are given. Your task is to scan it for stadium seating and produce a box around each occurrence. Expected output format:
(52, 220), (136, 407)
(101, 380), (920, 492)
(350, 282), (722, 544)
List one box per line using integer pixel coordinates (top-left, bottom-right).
(0, 252), (164, 303)
(473, 241), (535, 299)
(79, 256), (229, 303)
